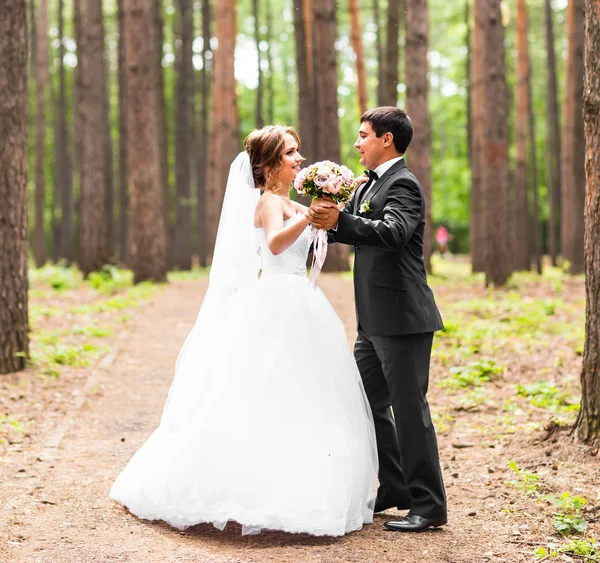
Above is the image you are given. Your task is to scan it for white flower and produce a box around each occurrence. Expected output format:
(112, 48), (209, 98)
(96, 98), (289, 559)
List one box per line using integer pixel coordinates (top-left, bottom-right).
(359, 199), (372, 213)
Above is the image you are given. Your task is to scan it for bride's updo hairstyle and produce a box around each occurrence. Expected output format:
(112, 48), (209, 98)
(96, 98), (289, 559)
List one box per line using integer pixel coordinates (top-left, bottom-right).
(244, 125), (301, 190)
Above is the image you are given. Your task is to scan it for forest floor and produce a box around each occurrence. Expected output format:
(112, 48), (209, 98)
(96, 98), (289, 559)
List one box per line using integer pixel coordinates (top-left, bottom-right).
(1, 257), (599, 563)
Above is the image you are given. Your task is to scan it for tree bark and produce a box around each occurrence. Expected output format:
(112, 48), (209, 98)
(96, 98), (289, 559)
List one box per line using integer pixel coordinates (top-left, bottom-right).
(381, 0), (400, 106)
(0, 0), (29, 374)
(513, 0), (531, 271)
(374, 0), (384, 107)
(73, 0), (83, 261)
(206, 0), (239, 261)
(253, 0), (264, 127)
(527, 61), (542, 275)
(197, 0), (211, 267)
(544, 0), (561, 267)
(174, 0), (193, 270)
(348, 0), (368, 116)
(575, 0), (600, 444)
(470, 0), (485, 273)
(79, 0), (109, 276)
(104, 24), (115, 262)
(405, 0), (432, 273)
(293, 0), (317, 166)
(152, 0), (172, 268)
(265, 0), (274, 124)
(55, 0), (74, 263)
(561, 0), (585, 274)
(124, 0), (167, 283)
(313, 0), (349, 271)
(34, 0), (48, 267)
(480, 0), (511, 287)
(117, 0), (129, 264)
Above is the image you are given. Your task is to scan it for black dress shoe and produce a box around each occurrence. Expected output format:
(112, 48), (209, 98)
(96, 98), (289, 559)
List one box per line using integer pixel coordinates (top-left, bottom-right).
(384, 514), (447, 532)
(374, 497), (411, 513)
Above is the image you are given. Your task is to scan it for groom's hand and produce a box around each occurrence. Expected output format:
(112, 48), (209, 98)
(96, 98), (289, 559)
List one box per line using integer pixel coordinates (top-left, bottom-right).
(308, 199), (339, 230)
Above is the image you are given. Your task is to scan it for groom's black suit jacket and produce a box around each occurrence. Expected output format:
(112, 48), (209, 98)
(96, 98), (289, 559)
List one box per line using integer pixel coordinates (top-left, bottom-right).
(331, 158), (443, 337)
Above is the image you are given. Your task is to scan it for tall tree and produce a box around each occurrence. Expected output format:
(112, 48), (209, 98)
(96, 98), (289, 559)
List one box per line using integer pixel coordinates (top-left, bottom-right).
(153, 0), (172, 268)
(206, 0), (239, 260)
(264, 0), (275, 124)
(0, 0), (29, 373)
(470, 0), (485, 273)
(480, 0), (511, 286)
(314, 0), (349, 271)
(561, 0), (585, 274)
(544, 0), (561, 266)
(513, 0), (531, 271)
(124, 0), (167, 283)
(174, 0), (193, 270)
(117, 0), (129, 264)
(73, 0), (83, 259)
(527, 56), (542, 275)
(104, 30), (115, 261)
(374, 0), (384, 106)
(56, 0), (74, 263)
(381, 0), (400, 106)
(576, 0), (600, 444)
(348, 0), (368, 116)
(405, 0), (432, 272)
(252, 0), (264, 127)
(34, 0), (49, 267)
(197, 0), (211, 267)
(293, 0), (317, 166)
(79, 0), (109, 275)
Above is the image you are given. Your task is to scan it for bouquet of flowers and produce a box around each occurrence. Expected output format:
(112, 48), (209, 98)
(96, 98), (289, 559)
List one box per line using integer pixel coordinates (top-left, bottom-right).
(293, 160), (356, 204)
(293, 160), (358, 287)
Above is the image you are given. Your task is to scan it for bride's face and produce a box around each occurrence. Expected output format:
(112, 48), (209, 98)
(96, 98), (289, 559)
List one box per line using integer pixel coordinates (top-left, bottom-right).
(275, 134), (304, 187)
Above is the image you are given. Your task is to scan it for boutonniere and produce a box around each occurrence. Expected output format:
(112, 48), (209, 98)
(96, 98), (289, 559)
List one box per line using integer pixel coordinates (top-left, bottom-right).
(359, 199), (372, 213)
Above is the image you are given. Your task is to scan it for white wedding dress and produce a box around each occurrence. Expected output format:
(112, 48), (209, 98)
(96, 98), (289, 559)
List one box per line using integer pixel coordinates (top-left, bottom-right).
(110, 154), (378, 537)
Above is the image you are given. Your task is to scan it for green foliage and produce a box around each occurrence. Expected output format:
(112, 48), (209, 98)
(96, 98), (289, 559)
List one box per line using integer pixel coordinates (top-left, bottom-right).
(508, 461), (541, 496)
(515, 381), (578, 413)
(0, 415), (33, 444)
(441, 358), (503, 388)
(86, 266), (133, 294)
(553, 493), (588, 535)
(535, 538), (599, 561)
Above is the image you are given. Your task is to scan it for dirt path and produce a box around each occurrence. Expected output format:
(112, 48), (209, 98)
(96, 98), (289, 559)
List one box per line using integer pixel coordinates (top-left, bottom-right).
(0, 273), (594, 562)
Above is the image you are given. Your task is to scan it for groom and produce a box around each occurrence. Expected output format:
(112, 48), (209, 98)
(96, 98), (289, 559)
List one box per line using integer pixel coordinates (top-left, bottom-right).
(309, 106), (447, 532)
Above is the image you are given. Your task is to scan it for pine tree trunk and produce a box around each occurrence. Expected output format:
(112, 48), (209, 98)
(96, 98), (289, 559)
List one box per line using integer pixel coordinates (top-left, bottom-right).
(313, 0), (349, 272)
(544, 0), (561, 267)
(104, 33), (115, 262)
(153, 0), (171, 268)
(34, 0), (48, 267)
(480, 0), (511, 287)
(561, 0), (585, 274)
(124, 0), (167, 283)
(79, 0), (109, 276)
(174, 0), (193, 270)
(513, 0), (531, 271)
(206, 0), (239, 261)
(197, 0), (211, 267)
(293, 0), (317, 166)
(73, 0), (83, 261)
(405, 0), (432, 273)
(470, 0), (485, 273)
(0, 0), (30, 374)
(576, 0), (600, 444)
(117, 0), (129, 265)
(348, 0), (368, 116)
(527, 65), (542, 275)
(56, 0), (74, 263)
(265, 0), (274, 124)
(374, 0), (384, 107)
(253, 0), (264, 127)
(381, 0), (400, 106)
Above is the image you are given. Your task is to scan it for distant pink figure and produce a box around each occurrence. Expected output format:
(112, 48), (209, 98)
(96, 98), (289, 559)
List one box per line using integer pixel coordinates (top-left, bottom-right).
(435, 225), (450, 255)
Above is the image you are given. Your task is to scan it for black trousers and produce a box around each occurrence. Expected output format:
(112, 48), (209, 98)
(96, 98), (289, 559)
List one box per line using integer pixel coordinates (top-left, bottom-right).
(354, 329), (447, 520)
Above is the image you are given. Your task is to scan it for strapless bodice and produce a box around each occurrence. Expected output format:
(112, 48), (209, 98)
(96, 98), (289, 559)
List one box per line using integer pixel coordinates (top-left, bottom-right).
(255, 215), (311, 278)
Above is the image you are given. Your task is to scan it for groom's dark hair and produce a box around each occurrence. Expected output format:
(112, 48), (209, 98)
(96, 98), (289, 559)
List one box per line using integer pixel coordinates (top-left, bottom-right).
(361, 107), (413, 154)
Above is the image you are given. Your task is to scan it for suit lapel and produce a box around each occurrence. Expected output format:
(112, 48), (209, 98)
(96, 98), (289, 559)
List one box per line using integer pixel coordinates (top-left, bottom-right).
(353, 177), (374, 213)
(360, 158), (407, 208)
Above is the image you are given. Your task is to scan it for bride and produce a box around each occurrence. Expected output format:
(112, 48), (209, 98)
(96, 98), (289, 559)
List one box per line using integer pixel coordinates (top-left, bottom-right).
(110, 125), (378, 537)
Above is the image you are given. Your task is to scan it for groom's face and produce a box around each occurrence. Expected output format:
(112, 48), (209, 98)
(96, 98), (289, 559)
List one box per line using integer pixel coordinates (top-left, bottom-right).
(354, 121), (385, 171)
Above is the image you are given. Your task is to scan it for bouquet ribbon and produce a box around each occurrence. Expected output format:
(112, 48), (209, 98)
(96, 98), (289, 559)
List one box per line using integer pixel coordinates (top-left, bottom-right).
(309, 227), (328, 288)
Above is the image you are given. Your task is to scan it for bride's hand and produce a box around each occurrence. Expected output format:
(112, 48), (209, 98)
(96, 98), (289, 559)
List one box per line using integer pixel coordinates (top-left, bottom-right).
(354, 173), (369, 186)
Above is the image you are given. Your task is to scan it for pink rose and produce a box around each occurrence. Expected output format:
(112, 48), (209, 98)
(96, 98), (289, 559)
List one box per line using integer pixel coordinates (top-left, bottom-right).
(328, 176), (343, 194)
(340, 165), (354, 185)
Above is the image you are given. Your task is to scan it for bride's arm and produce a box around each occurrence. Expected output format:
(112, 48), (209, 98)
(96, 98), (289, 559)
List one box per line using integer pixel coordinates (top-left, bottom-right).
(260, 194), (310, 256)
